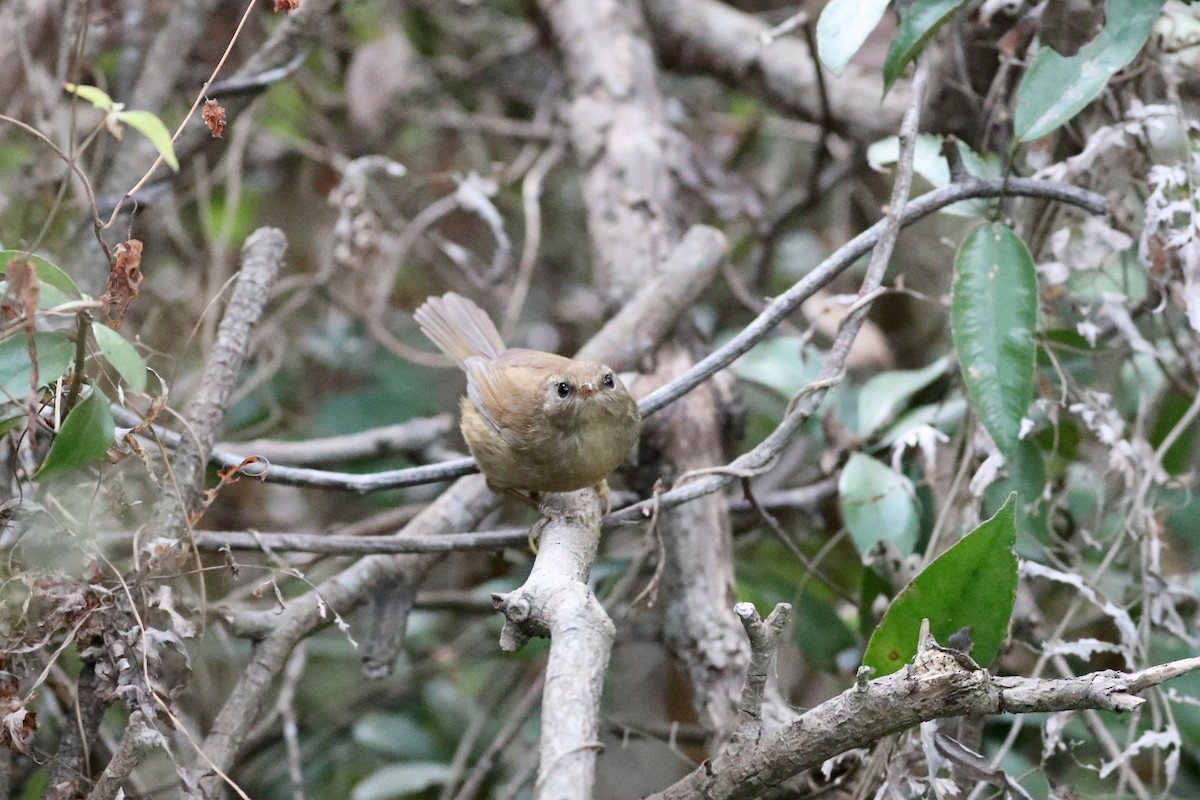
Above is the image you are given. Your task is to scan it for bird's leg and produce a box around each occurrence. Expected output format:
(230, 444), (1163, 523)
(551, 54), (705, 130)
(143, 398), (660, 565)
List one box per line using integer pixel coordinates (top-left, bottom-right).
(592, 480), (611, 515)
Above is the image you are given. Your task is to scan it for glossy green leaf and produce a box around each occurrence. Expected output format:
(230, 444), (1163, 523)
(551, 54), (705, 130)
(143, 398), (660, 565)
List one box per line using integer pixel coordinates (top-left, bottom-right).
(352, 762), (451, 800)
(951, 223), (1036, 460)
(858, 356), (950, 439)
(816, 0), (891, 76)
(116, 110), (179, 171)
(1014, 0), (1165, 141)
(0, 332), (74, 402)
(33, 388), (115, 481)
(0, 250), (81, 295)
(64, 82), (117, 111)
(883, 0), (968, 92)
(863, 493), (1018, 676)
(839, 452), (920, 555)
(92, 323), (147, 393)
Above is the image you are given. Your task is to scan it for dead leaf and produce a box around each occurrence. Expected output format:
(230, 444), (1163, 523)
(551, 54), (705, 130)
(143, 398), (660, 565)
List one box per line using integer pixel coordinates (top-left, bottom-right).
(100, 239), (144, 328)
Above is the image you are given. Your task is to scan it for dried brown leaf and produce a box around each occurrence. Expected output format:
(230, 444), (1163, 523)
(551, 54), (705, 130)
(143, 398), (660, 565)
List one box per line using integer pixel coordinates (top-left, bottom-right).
(100, 239), (144, 328)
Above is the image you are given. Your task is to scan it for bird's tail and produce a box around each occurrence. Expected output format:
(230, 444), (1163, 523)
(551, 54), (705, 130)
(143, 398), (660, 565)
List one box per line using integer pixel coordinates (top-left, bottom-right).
(413, 292), (507, 366)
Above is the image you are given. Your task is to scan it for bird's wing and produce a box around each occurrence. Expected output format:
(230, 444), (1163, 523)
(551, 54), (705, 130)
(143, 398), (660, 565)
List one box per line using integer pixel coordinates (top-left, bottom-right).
(463, 355), (555, 447)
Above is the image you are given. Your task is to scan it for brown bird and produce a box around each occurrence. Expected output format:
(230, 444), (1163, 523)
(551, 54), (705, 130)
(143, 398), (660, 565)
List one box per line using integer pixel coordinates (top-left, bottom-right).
(414, 293), (641, 500)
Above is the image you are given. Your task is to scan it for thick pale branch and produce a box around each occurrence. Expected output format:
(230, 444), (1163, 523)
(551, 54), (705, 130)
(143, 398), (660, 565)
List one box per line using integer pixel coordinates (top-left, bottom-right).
(150, 227), (286, 533)
(492, 490), (612, 800)
(575, 224), (726, 369)
(644, 0), (909, 139)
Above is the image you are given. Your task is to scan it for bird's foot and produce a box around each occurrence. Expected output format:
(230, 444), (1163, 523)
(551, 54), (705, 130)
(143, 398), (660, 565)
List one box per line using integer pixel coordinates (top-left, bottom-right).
(527, 516), (549, 554)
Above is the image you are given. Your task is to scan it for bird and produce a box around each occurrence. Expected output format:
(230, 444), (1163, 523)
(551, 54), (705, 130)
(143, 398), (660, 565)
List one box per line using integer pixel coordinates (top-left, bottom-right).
(413, 292), (641, 503)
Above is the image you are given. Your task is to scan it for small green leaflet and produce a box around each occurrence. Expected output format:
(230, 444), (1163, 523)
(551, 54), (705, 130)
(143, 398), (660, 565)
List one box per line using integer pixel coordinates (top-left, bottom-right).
(951, 223), (1037, 460)
(867, 135), (1001, 217)
(857, 356), (950, 439)
(33, 388), (116, 481)
(838, 453), (920, 555)
(92, 323), (148, 392)
(863, 493), (1019, 676)
(64, 83), (179, 171)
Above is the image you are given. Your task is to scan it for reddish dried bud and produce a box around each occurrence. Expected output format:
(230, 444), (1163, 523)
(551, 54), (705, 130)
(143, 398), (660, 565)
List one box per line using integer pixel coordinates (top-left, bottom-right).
(274, 0), (299, 12)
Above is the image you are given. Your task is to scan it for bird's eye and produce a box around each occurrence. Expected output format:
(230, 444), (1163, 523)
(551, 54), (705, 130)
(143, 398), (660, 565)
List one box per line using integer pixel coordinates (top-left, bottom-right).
(557, 381), (572, 398)
(602, 372), (615, 389)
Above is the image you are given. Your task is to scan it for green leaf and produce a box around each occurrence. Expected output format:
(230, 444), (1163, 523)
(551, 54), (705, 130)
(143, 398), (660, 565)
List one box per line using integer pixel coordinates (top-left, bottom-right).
(115, 110), (179, 171)
(33, 388), (115, 481)
(867, 135), (1001, 217)
(857, 356), (950, 439)
(64, 82), (117, 111)
(352, 762), (451, 800)
(0, 250), (82, 295)
(0, 412), (22, 437)
(879, 397), (967, 448)
(883, 0), (968, 92)
(863, 493), (1018, 676)
(816, 0), (891, 76)
(0, 280), (68, 311)
(0, 332), (75, 402)
(352, 713), (441, 759)
(951, 223), (1036, 460)
(731, 336), (822, 399)
(838, 452), (920, 555)
(1014, 0), (1165, 141)
(91, 323), (147, 393)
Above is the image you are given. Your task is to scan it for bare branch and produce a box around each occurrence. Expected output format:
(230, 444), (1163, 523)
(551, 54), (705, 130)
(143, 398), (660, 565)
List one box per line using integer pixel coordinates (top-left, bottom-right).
(193, 528), (528, 555)
(647, 653), (1200, 800)
(217, 415), (454, 466)
(733, 602), (792, 729)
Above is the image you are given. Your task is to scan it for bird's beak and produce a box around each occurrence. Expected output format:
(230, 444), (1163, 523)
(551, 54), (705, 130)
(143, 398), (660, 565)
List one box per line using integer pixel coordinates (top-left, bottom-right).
(578, 382), (596, 397)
